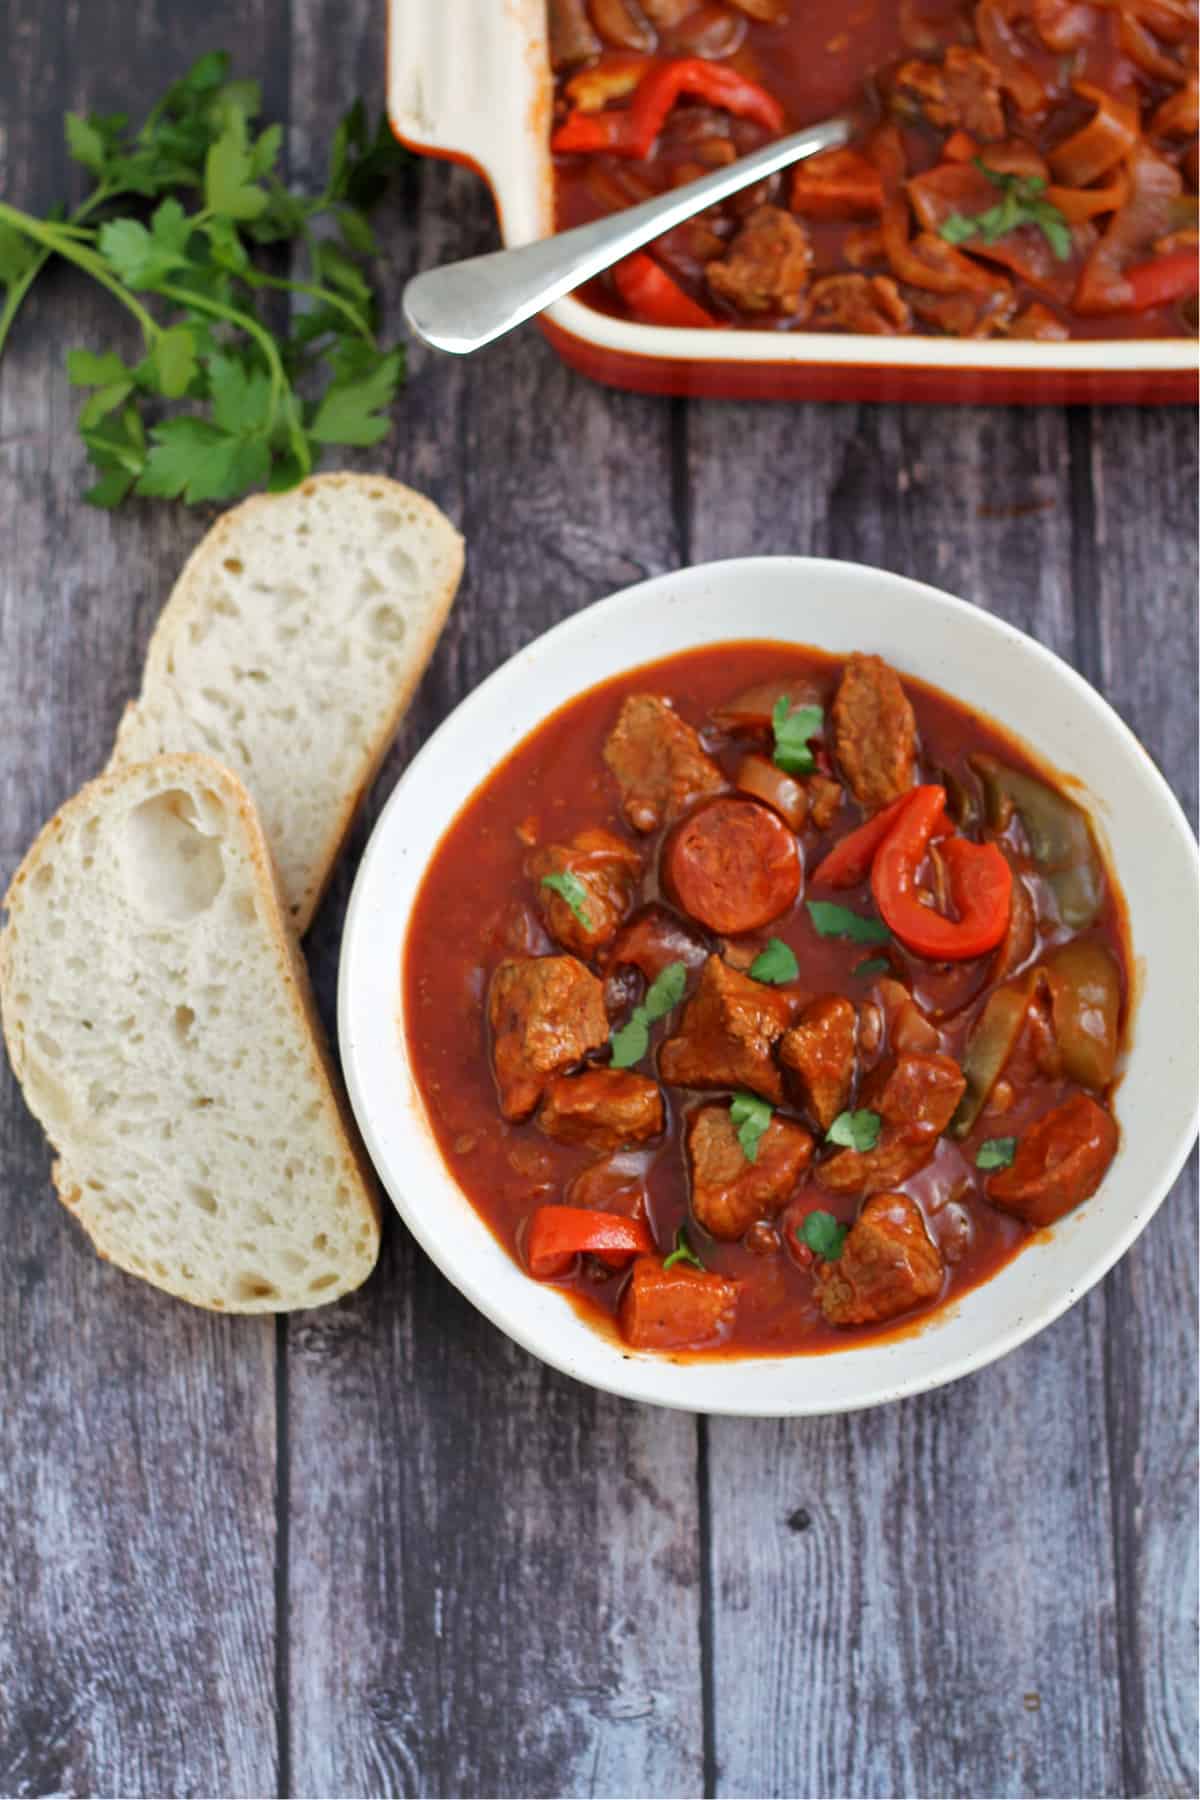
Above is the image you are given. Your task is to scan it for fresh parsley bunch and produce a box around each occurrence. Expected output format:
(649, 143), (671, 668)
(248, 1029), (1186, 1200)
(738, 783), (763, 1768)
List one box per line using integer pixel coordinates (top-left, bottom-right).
(0, 52), (408, 507)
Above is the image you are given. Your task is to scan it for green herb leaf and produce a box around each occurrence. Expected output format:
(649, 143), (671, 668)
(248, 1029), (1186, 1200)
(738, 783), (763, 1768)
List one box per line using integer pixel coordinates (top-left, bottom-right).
(730, 1090), (773, 1163)
(609, 960), (688, 1070)
(135, 416), (269, 505)
(854, 956), (892, 979)
(826, 1109), (882, 1152)
(65, 112), (108, 175)
(976, 1136), (1017, 1171)
(205, 114), (269, 220)
(97, 216), (190, 288)
(749, 937), (799, 986)
(207, 351), (272, 434)
(797, 1210), (849, 1260)
(308, 349), (403, 446)
(150, 324), (198, 398)
(772, 698), (824, 775)
(539, 870), (593, 931)
(939, 160), (1074, 264)
(806, 900), (891, 945)
(663, 1225), (706, 1271)
(66, 348), (132, 387)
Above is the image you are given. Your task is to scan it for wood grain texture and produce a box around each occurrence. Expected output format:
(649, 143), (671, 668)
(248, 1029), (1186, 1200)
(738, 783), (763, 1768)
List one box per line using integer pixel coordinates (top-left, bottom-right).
(283, 15), (702, 1796)
(0, 6), (283, 1795)
(0, 4), (1196, 1795)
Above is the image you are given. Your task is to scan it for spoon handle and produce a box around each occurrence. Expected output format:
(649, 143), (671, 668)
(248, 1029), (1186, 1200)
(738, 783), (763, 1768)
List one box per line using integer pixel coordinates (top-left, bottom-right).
(403, 114), (854, 356)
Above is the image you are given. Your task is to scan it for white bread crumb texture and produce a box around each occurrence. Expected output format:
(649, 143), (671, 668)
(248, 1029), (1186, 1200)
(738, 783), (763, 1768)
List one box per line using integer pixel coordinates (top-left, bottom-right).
(0, 758), (380, 1313)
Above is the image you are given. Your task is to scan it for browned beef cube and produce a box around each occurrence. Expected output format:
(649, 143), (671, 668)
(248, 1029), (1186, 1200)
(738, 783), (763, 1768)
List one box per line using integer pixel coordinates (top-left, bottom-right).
(818, 1052), (965, 1195)
(805, 274), (911, 335)
(487, 955), (609, 1121)
(831, 653), (918, 814)
(619, 1256), (739, 1350)
(780, 996), (857, 1131)
(895, 47), (1006, 141)
(806, 773), (844, 829)
(527, 827), (641, 958)
(537, 1068), (664, 1150)
(686, 1103), (813, 1240)
(816, 1193), (944, 1326)
(706, 205), (812, 314)
(603, 694), (724, 833)
(658, 955), (795, 1103)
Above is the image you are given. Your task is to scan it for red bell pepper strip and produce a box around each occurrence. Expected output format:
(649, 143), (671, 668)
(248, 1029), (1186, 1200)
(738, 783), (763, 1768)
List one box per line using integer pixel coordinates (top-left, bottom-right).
(551, 110), (629, 154)
(526, 1205), (654, 1280)
(871, 788), (1013, 961)
(810, 790), (924, 888)
(612, 252), (718, 328)
(1123, 247), (1199, 311)
(553, 57), (785, 161)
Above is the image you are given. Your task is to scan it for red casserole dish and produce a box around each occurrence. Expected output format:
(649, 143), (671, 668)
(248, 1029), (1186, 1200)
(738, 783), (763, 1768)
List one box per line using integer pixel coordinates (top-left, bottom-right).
(386, 0), (1199, 402)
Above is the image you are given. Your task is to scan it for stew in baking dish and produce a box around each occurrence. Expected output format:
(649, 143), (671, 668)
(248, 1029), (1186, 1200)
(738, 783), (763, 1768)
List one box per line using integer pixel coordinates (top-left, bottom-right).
(404, 643), (1130, 1357)
(549, 0), (1198, 339)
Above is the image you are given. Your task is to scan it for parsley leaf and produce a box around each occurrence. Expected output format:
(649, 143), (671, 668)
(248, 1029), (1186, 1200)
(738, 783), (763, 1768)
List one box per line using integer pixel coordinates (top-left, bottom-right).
(749, 937), (799, 985)
(854, 956), (891, 979)
(939, 160), (1074, 263)
(806, 900), (891, 945)
(826, 1109), (882, 1152)
(0, 52), (409, 509)
(772, 698), (823, 775)
(610, 960), (687, 1069)
(976, 1136), (1017, 1171)
(797, 1211), (848, 1260)
(731, 1090), (773, 1163)
(539, 870), (593, 931)
(663, 1225), (706, 1271)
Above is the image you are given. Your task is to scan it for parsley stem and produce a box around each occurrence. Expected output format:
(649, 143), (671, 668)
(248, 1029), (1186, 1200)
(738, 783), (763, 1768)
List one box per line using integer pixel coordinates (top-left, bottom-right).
(0, 203), (161, 343)
(241, 268), (374, 342)
(0, 185), (121, 360)
(152, 280), (286, 431)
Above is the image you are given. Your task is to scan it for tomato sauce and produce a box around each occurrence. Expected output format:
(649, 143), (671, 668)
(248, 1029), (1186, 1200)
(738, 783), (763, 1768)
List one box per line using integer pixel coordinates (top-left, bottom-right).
(403, 642), (1131, 1357)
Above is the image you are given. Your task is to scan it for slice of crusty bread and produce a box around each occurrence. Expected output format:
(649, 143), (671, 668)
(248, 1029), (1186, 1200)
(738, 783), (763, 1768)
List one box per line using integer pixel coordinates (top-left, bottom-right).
(0, 755), (381, 1312)
(109, 472), (464, 933)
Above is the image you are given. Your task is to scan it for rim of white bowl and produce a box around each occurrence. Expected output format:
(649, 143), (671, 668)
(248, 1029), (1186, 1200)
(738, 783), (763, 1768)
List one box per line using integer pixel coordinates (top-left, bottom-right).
(338, 557), (1199, 1415)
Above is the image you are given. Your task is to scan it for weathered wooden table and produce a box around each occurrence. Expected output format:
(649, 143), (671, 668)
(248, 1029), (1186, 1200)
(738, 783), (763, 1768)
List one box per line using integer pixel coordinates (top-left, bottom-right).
(1, 6), (1196, 1796)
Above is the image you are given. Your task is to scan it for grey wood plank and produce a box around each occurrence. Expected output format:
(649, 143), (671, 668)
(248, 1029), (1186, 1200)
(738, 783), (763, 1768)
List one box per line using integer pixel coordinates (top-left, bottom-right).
(1085, 406), (1199, 1800)
(687, 400), (1132, 1799)
(0, 8), (285, 1794)
(284, 20), (704, 1795)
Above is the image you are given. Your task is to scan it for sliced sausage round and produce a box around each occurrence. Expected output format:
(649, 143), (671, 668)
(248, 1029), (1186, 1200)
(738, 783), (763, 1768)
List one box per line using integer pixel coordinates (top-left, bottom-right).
(663, 797), (801, 935)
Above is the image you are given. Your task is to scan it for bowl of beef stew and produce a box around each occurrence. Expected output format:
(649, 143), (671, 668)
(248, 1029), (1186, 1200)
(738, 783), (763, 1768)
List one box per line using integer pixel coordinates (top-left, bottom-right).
(338, 557), (1198, 1413)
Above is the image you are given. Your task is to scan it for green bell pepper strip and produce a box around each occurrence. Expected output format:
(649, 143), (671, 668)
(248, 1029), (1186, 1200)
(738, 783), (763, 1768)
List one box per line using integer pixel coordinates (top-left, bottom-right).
(971, 756), (1105, 930)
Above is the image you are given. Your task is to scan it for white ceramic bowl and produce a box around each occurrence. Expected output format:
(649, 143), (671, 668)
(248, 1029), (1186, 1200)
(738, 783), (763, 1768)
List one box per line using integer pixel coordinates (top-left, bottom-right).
(338, 558), (1199, 1415)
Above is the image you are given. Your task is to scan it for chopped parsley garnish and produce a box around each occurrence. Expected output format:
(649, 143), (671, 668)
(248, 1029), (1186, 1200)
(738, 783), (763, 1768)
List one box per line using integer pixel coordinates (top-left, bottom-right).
(797, 1210), (848, 1260)
(749, 937), (799, 985)
(976, 1136), (1017, 1171)
(609, 959), (687, 1070)
(854, 956), (891, 979)
(772, 698), (823, 775)
(826, 1109), (882, 1152)
(539, 870), (592, 930)
(806, 899), (891, 945)
(663, 1225), (706, 1271)
(939, 160), (1073, 263)
(730, 1090), (773, 1163)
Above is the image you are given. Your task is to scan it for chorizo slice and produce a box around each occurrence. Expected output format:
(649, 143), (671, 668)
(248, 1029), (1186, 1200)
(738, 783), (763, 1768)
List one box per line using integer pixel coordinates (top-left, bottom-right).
(987, 1092), (1118, 1226)
(664, 796), (801, 935)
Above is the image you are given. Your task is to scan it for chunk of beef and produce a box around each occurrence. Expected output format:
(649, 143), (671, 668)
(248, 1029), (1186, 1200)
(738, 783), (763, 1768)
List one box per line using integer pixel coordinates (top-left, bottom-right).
(603, 693), (725, 834)
(487, 955), (609, 1121)
(659, 954), (796, 1102)
(831, 652), (918, 814)
(780, 996), (857, 1131)
(706, 206), (813, 315)
(537, 1068), (664, 1150)
(805, 273), (912, 334)
(619, 1256), (739, 1350)
(987, 1092), (1118, 1226)
(527, 827), (642, 958)
(608, 903), (710, 982)
(565, 1153), (650, 1221)
(895, 46), (1007, 140)
(818, 1051), (966, 1195)
(686, 1103), (814, 1240)
(816, 1192), (944, 1325)
(806, 773), (843, 829)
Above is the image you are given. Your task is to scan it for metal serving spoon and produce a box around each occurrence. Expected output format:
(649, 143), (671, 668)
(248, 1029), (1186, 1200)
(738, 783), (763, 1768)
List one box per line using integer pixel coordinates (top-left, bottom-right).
(403, 111), (857, 355)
